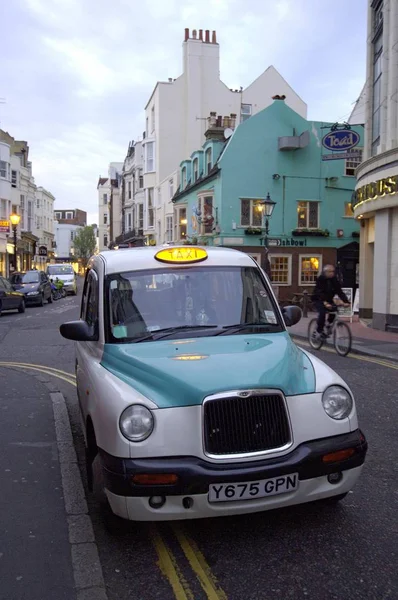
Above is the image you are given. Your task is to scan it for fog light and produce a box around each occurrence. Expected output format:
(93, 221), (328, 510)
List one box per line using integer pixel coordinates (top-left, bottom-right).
(149, 496), (166, 509)
(327, 472), (343, 484)
(182, 497), (194, 509)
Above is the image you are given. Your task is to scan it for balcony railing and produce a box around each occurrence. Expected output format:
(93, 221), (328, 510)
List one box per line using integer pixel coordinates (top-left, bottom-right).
(114, 228), (144, 245)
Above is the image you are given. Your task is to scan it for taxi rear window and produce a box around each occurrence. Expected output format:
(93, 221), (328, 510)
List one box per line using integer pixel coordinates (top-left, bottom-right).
(104, 266), (282, 343)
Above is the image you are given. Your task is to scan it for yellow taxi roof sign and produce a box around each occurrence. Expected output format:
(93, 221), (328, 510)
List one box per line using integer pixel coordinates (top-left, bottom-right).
(155, 247), (208, 264)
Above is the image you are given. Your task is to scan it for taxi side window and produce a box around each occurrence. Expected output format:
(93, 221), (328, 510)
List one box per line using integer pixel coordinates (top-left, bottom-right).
(81, 270), (99, 329)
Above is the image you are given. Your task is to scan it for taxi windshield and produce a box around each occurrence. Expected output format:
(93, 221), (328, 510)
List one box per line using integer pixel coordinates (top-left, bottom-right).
(106, 266), (282, 342)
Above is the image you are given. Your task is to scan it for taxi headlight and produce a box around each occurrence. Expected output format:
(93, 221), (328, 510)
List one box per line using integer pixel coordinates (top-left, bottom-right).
(322, 386), (353, 420)
(119, 405), (154, 442)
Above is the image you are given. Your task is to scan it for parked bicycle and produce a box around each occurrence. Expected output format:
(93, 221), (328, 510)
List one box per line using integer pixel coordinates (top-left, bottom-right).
(308, 302), (352, 356)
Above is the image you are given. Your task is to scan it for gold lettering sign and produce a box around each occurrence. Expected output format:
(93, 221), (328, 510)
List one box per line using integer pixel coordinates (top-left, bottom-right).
(352, 175), (397, 209)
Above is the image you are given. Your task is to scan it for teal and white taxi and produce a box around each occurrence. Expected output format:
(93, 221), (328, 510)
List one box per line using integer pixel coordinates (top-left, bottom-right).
(60, 246), (367, 522)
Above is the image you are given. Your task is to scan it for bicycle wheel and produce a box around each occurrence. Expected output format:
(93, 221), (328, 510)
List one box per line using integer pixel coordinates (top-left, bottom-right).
(333, 320), (352, 356)
(308, 318), (324, 350)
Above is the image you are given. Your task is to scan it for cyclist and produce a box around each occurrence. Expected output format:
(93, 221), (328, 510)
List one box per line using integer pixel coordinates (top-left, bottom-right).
(311, 264), (350, 339)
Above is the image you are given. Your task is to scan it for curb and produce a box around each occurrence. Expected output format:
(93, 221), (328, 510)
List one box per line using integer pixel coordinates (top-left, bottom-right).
(51, 392), (109, 600)
(291, 333), (398, 363)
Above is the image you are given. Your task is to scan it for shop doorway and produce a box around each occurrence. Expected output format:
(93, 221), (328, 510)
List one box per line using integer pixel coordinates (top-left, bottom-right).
(336, 242), (359, 292)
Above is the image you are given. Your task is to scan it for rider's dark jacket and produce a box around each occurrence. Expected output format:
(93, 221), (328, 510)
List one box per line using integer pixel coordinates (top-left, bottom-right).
(311, 275), (349, 304)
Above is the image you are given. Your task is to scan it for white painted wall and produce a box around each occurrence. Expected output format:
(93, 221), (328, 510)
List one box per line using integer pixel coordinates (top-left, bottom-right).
(98, 179), (110, 250)
(54, 222), (83, 257)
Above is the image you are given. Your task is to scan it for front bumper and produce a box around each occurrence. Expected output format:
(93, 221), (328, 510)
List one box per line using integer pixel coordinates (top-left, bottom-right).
(62, 282), (76, 293)
(24, 293), (42, 305)
(100, 429), (367, 521)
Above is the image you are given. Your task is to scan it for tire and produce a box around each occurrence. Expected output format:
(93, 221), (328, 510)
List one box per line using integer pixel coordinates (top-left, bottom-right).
(39, 293), (44, 307)
(48, 293), (53, 304)
(18, 299), (25, 313)
(308, 318), (324, 350)
(0, 300), (2, 316)
(333, 321), (352, 357)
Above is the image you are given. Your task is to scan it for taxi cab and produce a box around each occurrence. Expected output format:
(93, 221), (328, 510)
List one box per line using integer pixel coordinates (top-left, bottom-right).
(60, 246), (367, 522)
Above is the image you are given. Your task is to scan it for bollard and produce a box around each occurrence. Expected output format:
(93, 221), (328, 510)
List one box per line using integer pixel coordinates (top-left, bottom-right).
(302, 290), (309, 318)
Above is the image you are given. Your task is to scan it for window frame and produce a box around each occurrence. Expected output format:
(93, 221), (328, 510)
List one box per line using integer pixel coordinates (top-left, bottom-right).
(66, 211), (73, 220)
(80, 269), (99, 339)
(197, 192), (214, 235)
(103, 234), (108, 248)
(270, 254), (292, 286)
(175, 205), (187, 240)
(165, 215), (173, 242)
(147, 188), (154, 229)
(240, 198), (265, 228)
(0, 160), (8, 179)
(297, 201), (320, 229)
(344, 203), (354, 218)
(103, 193), (108, 204)
(345, 148), (363, 176)
(145, 141), (155, 173)
(11, 170), (17, 188)
(241, 104), (252, 122)
(193, 158), (199, 182)
(205, 148), (212, 174)
(298, 254), (322, 287)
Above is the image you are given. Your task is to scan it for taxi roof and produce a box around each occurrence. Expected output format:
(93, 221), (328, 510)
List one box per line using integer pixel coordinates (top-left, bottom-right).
(98, 246), (258, 275)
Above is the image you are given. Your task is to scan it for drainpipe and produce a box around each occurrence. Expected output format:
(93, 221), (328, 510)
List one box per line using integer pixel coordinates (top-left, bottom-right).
(282, 176), (286, 235)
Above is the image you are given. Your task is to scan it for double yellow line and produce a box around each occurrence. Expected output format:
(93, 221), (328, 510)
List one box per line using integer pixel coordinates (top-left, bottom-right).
(151, 524), (227, 600)
(0, 361), (77, 386)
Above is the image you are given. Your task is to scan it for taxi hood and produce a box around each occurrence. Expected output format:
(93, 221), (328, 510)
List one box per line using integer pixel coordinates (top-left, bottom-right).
(101, 332), (315, 408)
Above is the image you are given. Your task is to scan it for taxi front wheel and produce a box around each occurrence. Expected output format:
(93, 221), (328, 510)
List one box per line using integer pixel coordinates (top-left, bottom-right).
(92, 454), (128, 534)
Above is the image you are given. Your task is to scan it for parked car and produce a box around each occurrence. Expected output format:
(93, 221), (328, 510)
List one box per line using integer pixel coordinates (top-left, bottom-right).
(60, 246), (367, 525)
(0, 276), (25, 315)
(10, 270), (52, 306)
(46, 264), (77, 295)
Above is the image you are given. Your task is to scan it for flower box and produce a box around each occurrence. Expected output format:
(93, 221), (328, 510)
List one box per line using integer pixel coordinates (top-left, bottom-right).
(245, 228), (263, 235)
(291, 229), (330, 237)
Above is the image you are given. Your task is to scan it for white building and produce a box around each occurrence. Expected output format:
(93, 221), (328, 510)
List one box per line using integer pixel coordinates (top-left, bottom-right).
(116, 141), (145, 246)
(34, 187), (55, 270)
(97, 162), (123, 251)
(140, 28), (307, 245)
(53, 208), (87, 258)
(0, 140), (12, 276)
(352, 0), (398, 331)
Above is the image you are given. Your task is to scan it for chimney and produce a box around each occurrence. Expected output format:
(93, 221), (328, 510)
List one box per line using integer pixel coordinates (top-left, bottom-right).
(205, 30), (210, 43)
(199, 29), (203, 41)
(230, 114), (237, 128)
(184, 28), (189, 41)
(212, 31), (217, 43)
(192, 29), (197, 39)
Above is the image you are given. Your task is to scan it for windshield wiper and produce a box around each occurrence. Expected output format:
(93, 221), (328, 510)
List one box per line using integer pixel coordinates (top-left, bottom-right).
(214, 323), (279, 336)
(133, 325), (218, 343)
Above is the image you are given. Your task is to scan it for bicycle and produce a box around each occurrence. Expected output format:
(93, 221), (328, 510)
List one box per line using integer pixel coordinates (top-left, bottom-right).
(307, 303), (352, 357)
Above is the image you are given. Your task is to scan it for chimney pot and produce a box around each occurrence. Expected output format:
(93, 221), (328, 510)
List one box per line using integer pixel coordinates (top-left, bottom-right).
(205, 30), (210, 42)
(199, 29), (203, 41)
(192, 29), (197, 39)
(184, 28), (189, 41)
(212, 31), (217, 43)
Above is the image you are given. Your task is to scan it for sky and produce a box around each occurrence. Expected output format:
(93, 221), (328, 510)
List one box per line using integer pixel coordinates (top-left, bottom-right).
(1, 0), (367, 226)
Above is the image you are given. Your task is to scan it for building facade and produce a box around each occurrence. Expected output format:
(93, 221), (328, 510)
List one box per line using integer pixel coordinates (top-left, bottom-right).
(352, 0), (398, 331)
(53, 208), (87, 259)
(97, 162), (123, 251)
(123, 28), (307, 247)
(34, 187), (55, 270)
(0, 140), (12, 275)
(173, 99), (362, 301)
(115, 141), (145, 247)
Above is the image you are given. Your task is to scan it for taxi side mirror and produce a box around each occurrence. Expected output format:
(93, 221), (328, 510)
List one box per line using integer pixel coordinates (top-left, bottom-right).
(282, 305), (302, 327)
(60, 319), (98, 342)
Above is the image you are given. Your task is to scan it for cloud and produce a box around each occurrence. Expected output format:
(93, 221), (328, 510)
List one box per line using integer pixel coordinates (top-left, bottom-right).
(1, 0), (367, 223)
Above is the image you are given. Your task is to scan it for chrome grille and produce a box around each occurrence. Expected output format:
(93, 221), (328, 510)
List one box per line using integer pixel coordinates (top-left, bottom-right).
(203, 393), (291, 456)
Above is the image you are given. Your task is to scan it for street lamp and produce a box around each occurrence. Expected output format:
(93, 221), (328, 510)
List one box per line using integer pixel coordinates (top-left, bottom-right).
(261, 192), (276, 247)
(9, 212), (21, 271)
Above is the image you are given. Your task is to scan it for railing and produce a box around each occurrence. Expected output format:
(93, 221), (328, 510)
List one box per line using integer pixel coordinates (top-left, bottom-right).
(114, 229), (144, 244)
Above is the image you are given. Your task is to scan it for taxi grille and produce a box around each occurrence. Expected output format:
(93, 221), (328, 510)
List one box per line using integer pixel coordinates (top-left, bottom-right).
(203, 393), (291, 456)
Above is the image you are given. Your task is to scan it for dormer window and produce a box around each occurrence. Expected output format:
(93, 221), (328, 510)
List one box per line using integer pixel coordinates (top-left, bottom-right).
(193, 158), (199, 182)
(182, 167), (187, 188)
(205, 148), (212, 174)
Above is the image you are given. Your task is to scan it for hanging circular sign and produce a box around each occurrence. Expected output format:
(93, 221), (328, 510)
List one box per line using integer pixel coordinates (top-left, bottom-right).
(322, 129), (360, 151)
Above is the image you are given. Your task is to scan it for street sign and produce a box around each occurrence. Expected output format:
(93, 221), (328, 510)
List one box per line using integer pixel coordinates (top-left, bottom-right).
(38, 245), (48, 257)
(0, 219), (10, 233)
(267, 238), (281, 247)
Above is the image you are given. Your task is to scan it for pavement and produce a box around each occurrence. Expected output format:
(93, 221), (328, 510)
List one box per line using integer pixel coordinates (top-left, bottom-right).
(289, 312), (398, 361)
(1, 289), (398, 600)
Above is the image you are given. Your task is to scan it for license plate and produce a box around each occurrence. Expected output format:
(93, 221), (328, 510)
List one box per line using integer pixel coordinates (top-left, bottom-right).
(208, 473), (299, 503)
